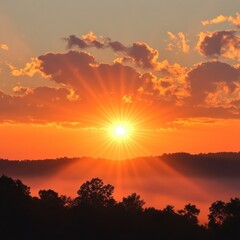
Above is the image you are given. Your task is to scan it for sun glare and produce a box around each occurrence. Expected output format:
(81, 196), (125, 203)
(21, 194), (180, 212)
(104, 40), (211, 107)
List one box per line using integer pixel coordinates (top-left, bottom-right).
(115, 126), (125, 136)
(90, 102), (152, 159)
(109, 122), (132, 140)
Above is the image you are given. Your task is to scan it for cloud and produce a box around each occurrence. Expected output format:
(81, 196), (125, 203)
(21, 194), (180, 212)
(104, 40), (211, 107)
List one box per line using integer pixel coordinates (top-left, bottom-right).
(205, 82), (240, 109)
(38, 50), (143, 100)
(197, 30), (240, 61)
(65, 35), (88, 49)
(64, 32), (127, 52)
(108, 41), (127, 52)
(7, 48), (179, 101)
(7, 49), (196, 123)
(0, 44), (9, 51)
(167, 32), (190, 53)
(8, 58), (42, 77)
(3, 31), (240, 125)
(113, 42), (160, 69)
(202, 12), (240, 27)
(7, 50), (240, 124)
(65, 33), (160, 69)
(125, 42), (159, 69)
(187, 61), (240, 105)
(0, 87), (85, 123)
(64, 32), (104, 49)
(12, 86), (33, 95)
(64, 32), (192, 83)
(37, 50), (190, 108)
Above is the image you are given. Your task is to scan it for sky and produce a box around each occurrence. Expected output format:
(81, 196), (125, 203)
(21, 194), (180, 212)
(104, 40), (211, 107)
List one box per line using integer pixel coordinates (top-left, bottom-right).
(0, 0), (240, 160)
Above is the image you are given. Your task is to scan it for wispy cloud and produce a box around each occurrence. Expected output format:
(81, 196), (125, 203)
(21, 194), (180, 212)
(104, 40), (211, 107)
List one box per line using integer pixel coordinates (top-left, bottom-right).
(167, 32), (190, 53)
(202, 13), (240, 28)
(0, 44), (9, 51)
(8, 58), (42, 77)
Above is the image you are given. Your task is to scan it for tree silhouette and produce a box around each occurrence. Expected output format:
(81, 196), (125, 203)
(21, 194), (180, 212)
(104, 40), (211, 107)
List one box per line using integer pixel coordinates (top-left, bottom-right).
(39, 189), (69, 207)
(162, 205), (176, 215)
(0, 175), (30, 208)
(75, 177), (115, 207)
(208, 200), (226, 227)
(2, 174), (240, 239)
(208, 198), (240, 239)
(0, 175), (32, 239)
(178, 203), (200, 224)
(121, 192), (145, 212)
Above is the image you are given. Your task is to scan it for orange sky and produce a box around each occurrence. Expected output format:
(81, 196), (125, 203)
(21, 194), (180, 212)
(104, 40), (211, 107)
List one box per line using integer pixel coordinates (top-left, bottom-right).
(0, 118), (239, 160)
(0, 42), (239, 159)
(0, 4), (240, 161)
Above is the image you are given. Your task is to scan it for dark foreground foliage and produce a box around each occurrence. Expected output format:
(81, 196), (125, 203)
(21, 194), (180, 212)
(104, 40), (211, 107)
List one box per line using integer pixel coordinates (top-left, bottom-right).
(0, 175), (240, 240)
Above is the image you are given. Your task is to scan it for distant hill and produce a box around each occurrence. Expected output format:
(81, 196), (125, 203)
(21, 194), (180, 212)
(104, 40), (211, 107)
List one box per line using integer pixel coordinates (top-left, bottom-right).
(0, 152), (240, 179)
(160, 152), (240, 178)
(0, 157), (79, 177)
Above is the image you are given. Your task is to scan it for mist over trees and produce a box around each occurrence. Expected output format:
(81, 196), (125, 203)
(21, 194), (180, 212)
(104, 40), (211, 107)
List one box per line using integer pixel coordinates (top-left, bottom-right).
(0, 175), (240, 239)
(0, 152), (240, 239)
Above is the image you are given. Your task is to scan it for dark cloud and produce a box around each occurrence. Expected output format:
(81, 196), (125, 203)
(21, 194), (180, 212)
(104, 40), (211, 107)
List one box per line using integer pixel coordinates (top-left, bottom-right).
(92, 39), (104, 49)
(38, 51), (95, 87)
(65, 35), (88, 49)
(111, 41), (160, 69)
(65, 33), (160, 69)
(197, 30), (240, 60)
(64, 33), (104, 49)
(187, 61), (240, 104)
(38, 50), (142, 99)
(126, 42), (159, 68)
(108, 41), (127, 52)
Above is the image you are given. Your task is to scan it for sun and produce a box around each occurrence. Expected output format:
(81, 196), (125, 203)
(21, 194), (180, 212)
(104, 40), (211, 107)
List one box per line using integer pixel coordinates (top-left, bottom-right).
(115, 126), (126, 136)
(109, 122), (132, 140)
(93, 103), (151, 159)
(113, 125), (128, 138)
